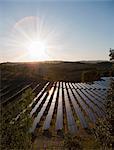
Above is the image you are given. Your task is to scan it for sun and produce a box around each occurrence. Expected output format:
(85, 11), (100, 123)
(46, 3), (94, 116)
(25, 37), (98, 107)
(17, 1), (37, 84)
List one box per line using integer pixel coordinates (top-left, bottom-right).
(26, 40), (48, 61)
(29, 41), (46, 52)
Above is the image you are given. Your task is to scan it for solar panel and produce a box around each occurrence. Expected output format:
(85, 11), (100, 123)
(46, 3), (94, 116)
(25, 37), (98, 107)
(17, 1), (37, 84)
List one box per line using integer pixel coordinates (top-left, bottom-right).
(62, 82), (66, 89)
(77, 89), (103, 117)
(72, 89), (96, 123)
(85, 89), (106, 106)
(93, 89), (107, 98)
(77, 83), (86, 89)
(80, 83), (91, 90)
(30, 92), (48, 117)
(29, 77), (111, 134)
(66, 83), (88, 129)
(81, 89), (105, 117)
(64, 83), (78, 134)
(56, 83), (63, 130)
(74, 83), (82, 89)
(43, 84), (59, 130)
(29, 82), (50, 108)
(89, 89), (106, 101)
(30, 86), (55, 133)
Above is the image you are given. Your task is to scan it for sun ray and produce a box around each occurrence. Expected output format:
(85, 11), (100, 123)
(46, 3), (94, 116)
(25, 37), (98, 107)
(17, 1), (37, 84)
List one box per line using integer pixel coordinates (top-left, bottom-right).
(3, 16), (61, 62)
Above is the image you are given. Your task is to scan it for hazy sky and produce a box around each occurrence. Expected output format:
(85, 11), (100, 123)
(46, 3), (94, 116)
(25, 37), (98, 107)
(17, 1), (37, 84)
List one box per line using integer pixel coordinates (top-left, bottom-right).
(0, 0), (114, 62)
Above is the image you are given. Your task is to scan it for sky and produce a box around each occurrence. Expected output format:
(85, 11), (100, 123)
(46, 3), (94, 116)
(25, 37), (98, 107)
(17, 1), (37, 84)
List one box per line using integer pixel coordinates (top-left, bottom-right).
(0, 0), (114, 62)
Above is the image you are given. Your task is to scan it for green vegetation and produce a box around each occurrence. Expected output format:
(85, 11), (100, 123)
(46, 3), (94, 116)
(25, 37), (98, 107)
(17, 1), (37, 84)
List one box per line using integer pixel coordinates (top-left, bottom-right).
(1, 61), (114, 88)
(92, 79), (113, 149)
(43, 61), (113, 82)
(81, 70), (100, 82)
(64, 134), (83, 150)
(93, 118), (112, 149)
(1, 88), (35, 150)
(109, 48), (114, 60)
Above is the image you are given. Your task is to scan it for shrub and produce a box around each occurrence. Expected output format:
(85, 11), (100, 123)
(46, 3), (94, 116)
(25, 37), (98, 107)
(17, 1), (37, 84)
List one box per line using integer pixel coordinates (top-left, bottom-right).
(64, 133), (83, 150)
(92, 79), (114, 149)
(1, 88), (35, 150)
(81, 70), (100, 82)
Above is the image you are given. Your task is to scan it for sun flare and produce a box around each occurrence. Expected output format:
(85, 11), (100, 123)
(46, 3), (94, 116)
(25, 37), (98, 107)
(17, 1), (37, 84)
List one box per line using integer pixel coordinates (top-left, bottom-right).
(7, 16), (60, 61)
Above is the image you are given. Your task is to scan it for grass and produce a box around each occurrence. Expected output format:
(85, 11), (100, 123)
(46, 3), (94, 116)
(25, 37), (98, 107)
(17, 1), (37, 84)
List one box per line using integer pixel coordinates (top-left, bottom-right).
(32, 130), (101, 150)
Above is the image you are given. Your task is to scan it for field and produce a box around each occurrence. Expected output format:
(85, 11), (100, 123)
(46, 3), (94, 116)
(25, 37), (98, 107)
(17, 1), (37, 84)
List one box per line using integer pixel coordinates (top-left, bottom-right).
(1, 61), (113, 104)
(0, 61), (114, 149)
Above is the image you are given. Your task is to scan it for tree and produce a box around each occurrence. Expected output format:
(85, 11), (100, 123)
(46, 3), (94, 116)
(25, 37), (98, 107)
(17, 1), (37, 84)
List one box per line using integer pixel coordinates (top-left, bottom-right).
(109, 48), (114, 60)
(1, 88), (35, 150)
(81, 70), (100, 82)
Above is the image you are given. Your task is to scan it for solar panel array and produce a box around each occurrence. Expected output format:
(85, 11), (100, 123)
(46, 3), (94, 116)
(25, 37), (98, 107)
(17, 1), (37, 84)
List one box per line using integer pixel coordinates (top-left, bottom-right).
(30, 77), (113, 135)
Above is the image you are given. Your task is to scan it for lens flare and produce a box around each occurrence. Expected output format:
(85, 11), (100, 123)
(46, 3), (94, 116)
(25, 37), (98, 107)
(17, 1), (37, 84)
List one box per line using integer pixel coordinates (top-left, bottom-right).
(5, 16), (60, 61)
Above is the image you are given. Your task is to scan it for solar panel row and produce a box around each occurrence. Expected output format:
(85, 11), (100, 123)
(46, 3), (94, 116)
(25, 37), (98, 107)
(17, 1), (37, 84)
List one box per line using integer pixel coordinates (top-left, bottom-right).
(30, 78), (111, 134)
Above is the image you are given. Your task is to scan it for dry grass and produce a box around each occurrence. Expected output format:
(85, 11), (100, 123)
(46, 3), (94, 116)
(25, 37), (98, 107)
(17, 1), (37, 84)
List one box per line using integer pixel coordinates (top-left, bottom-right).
(32, 127), (101, 150)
